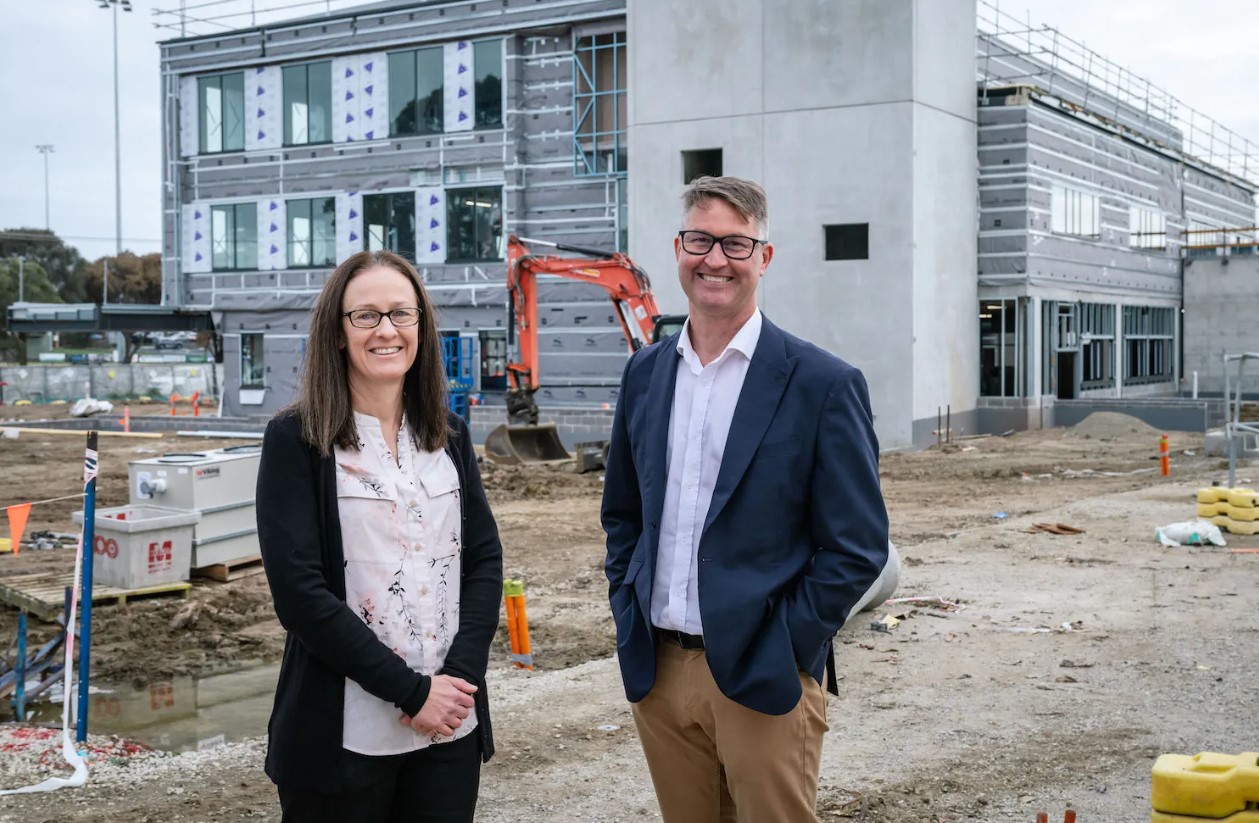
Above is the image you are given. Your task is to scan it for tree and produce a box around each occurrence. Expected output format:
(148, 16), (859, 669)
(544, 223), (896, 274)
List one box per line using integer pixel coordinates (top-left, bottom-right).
(0, 229), (89, 303)
(83, 252), (162, 305)
(0, 257), (62, 362)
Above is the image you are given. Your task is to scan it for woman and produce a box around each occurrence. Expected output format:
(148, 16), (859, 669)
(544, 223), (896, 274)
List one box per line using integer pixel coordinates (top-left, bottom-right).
(256, 250), (502, 822)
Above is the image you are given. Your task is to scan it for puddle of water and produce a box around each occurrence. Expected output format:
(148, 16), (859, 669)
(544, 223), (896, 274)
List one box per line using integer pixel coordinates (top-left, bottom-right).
(25, 663), (279, 753)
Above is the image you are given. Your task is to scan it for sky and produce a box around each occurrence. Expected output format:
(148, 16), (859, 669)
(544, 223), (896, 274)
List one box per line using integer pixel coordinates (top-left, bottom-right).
(2, 0), (1258, 262)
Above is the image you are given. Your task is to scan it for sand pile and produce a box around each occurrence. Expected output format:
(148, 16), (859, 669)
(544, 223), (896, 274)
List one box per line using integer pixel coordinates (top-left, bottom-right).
(1069, 411), (1162, 441)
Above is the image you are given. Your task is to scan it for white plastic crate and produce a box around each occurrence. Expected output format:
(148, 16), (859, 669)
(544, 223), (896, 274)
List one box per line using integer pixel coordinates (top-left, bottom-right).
(74, 505), (201, 589)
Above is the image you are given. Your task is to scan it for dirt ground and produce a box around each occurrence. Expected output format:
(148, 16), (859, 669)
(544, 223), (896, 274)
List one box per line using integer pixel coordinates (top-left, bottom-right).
(0, 408), (1256, 822)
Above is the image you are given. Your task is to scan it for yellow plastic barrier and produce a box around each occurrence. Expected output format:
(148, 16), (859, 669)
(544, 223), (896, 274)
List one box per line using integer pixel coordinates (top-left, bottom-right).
(1153, 812), (1259, 823)
(1226, 504), (1259, 522)
(1196, 502), (1229, 517)
(1197, 488), (1226, 504)
(1152, 752), (1259, 820)
(1212, 516), (1259, 536)
(1227, 489), (1259, 508)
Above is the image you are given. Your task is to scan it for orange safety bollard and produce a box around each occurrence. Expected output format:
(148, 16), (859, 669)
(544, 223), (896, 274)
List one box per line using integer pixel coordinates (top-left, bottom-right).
(170, 393), (180, 417)
(503, 579), (534, 670)
(122, 404), (130, 433)
(191, 391), (201, 417)
(1064, 811), (1076, 823)
(1160, 432), (1170, 477)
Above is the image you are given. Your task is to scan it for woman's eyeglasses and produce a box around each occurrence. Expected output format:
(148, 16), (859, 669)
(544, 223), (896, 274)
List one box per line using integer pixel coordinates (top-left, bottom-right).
(342, 308), (423, 329)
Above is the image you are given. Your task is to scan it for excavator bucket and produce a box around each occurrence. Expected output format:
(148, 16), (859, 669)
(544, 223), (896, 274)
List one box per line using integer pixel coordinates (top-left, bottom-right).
(484, 423), (572, 465)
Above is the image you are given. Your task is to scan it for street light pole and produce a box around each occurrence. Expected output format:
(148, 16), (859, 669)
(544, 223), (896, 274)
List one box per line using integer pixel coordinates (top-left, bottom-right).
(97, 0), (131, 255)
(35, 145), (54, 230)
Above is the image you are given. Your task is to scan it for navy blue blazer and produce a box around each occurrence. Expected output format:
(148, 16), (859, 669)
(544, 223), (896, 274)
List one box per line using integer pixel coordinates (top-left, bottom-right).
(602, 316), (890, 716)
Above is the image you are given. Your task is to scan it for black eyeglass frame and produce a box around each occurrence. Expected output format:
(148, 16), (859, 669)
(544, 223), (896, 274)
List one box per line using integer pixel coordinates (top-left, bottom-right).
(677, 230), (768, 261)
(341, 307), (424, 329)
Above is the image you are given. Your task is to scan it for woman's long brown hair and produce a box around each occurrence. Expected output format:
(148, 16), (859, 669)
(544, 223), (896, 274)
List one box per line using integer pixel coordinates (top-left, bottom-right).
(285, 250), (449, 456)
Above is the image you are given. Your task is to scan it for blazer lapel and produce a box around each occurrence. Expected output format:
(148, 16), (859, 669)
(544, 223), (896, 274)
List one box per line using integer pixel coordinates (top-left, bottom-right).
(703, 321), (795, 536)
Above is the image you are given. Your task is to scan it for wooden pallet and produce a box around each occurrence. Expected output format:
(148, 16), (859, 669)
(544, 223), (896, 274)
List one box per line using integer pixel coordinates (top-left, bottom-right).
(0, 572), (192, 621)
(193, 554), (265, 583)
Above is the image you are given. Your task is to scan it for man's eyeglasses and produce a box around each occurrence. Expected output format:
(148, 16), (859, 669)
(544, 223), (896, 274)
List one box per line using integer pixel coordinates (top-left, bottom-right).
(678, 230), (767, 261)
(342, 308), (423, 329)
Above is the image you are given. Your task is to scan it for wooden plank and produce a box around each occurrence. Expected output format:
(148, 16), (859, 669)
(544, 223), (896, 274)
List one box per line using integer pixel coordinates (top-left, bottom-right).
(0, 572), (192, 621)
(193, 554), (264, 583)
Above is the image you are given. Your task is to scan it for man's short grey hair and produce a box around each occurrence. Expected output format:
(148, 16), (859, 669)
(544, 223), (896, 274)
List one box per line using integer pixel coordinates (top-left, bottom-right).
(681, 176), (770, 239)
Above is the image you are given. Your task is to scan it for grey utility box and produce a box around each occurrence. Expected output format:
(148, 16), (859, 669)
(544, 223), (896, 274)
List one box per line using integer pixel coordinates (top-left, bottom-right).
(128, 445), (262, 568)
(73, 505), (201, 590)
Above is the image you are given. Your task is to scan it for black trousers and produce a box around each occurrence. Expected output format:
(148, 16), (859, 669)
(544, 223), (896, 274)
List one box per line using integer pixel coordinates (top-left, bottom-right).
(277, 733), (481, 823)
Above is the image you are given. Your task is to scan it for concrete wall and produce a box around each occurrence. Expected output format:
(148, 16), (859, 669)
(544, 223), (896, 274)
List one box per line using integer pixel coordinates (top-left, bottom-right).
(1183, 256), (1259, 394)
(0, 364), (222, 405)
(628, 0), (977, 449)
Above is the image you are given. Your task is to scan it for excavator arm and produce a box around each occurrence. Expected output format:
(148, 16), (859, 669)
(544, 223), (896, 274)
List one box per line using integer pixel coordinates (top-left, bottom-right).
(503, 234), (664, 425)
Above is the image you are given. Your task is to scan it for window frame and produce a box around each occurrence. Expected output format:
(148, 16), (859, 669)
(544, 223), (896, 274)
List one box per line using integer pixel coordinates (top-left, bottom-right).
(240, 332), (266, 389)
(823, 223), (869, 261)
(199, 72), (246, 154)
(285, 196), (337, 268)
(282, 61), (332, 147)
(388, 46), (445, 137)
(362, 192), (417, 259)
(1050, 185), (1102, 240)
(472, 39), (504, 130)
(446, 186), (504, 263)
(210, 202), (258, 272)
(1128, 206), (1167, 251)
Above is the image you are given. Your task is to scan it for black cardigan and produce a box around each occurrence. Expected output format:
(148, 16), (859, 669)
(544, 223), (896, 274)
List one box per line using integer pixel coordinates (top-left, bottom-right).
(256, 411), (502, 791)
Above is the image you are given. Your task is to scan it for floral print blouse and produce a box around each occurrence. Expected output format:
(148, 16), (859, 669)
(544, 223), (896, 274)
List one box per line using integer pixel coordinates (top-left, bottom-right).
(335, 411), (474, 755)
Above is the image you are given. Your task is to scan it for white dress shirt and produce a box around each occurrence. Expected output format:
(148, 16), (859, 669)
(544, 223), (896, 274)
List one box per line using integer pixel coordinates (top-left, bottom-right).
(335, 411), (476, 755)
(652, 309), (763, 635)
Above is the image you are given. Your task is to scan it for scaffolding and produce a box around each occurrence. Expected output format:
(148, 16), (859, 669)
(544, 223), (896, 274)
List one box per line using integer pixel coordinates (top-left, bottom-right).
(150, 0), (370, 37)
(1222, 353), (1259, 487)
(977, 0), (1259, 188)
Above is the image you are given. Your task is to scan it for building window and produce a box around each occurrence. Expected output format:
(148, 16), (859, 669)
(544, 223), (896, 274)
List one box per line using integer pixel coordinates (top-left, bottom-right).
(283, 61), (332, 146)
(979, 299), (1020, 397)
(447, 187), (502, 262)
(363, 193), (416, 258)
(573, 32), (626, 175)
(389, 47), (444, 136)
(240, 333), (265, 387)
(1080, 303), (1116, 390)
(479, 329), (507, 391)
(473, 40), (503, 128)
(1129, 206), (1166, 250)
(210, 203), (257, 271)
(1051, 185), (1100, 239)
(682, 149), (722, 184)
(824, 224), (869, 261)
(1123, 306), (1174, 385)
(286, 197), (336, 267)
(199, 73), (245, 153)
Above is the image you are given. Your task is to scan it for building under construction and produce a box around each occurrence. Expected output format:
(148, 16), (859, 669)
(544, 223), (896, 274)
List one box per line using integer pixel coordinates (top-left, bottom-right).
(152, 0), (1259, 448)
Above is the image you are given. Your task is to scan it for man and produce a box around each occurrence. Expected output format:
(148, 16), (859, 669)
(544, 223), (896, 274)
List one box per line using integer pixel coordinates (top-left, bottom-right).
(602, 176), (890, 822)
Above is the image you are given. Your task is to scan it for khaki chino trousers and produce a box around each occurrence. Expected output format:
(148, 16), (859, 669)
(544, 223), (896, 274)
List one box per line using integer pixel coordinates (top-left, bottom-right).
(630, 640), (829, 823)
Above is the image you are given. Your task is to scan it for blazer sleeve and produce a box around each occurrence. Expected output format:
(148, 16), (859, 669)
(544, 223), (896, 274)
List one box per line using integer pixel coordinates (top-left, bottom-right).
(783, 367), (890, 671)
(257, 416), (431, 716)
(437, 414), (504, 685)
(601, 354), (643, 597)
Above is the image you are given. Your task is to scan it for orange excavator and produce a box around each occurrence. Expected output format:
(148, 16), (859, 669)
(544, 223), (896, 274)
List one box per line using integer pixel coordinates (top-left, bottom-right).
(484, 235), (684, 466)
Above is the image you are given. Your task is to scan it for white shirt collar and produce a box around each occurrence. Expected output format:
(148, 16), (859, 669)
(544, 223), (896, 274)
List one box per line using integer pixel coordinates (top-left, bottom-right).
(676, 309), (763, 367)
